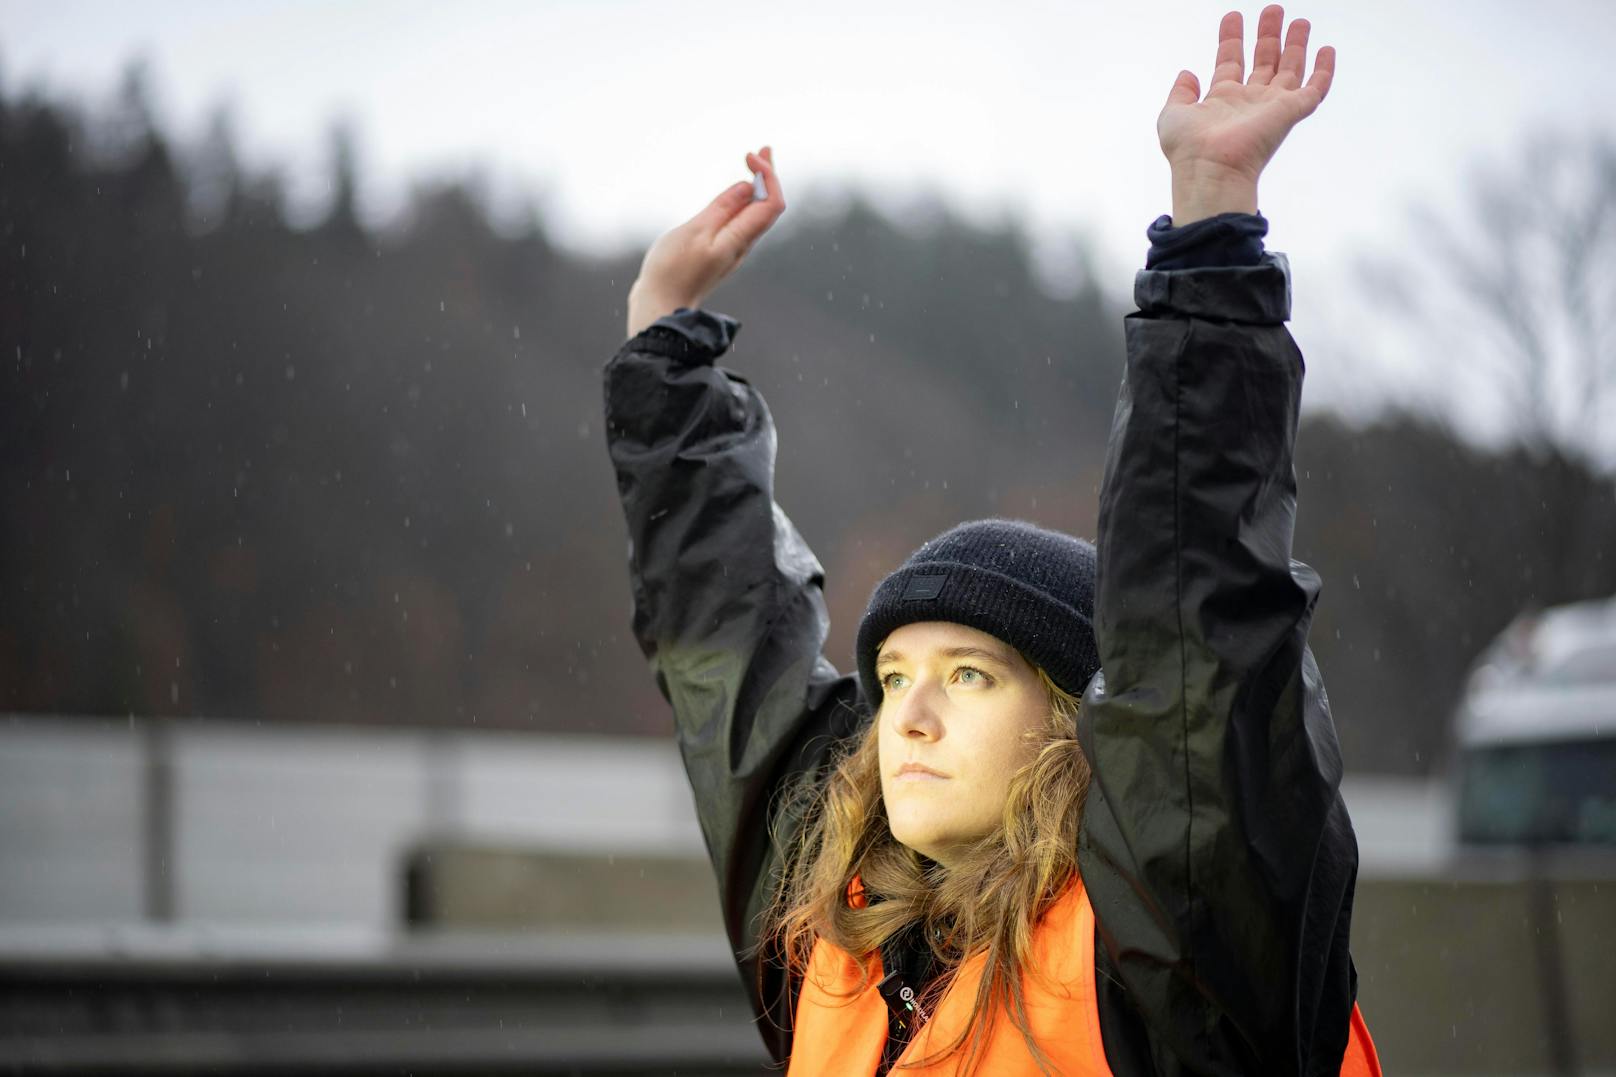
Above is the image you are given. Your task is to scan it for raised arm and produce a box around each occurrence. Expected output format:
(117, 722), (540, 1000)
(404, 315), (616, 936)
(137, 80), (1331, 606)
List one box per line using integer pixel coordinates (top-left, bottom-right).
(1077, 9), (1362, 1076)
(604, 149), (860, 1063)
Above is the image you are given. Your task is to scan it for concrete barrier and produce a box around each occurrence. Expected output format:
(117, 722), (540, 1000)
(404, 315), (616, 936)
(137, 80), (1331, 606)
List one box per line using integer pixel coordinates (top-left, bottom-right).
(406, 845), (1616, 1075)
(1353, 870), (1616, 1075)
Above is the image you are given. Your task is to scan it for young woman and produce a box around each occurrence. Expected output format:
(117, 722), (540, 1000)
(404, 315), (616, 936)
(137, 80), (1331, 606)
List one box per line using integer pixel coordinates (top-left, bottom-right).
(604, 7), (1380, 1074)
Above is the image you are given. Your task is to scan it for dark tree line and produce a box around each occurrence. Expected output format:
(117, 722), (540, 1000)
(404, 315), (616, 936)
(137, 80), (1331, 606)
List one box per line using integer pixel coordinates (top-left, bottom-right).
(3, 71), (1611, 773)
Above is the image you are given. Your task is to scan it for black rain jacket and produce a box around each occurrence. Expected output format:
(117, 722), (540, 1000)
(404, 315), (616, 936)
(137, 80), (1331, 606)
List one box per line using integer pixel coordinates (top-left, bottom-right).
(603, 253), (1361, 1076)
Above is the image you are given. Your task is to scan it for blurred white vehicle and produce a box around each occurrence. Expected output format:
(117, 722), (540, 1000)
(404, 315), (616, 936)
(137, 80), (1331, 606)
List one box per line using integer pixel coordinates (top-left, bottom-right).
(1454, 592), (1616, 846)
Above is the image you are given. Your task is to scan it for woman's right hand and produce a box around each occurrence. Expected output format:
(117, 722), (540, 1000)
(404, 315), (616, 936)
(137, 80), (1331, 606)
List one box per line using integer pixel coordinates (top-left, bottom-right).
(625, 146), (785, 338)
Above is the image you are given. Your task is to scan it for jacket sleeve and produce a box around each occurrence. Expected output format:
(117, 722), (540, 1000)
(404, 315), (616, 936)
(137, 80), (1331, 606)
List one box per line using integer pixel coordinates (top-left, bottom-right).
(1078, 255), (1361, 1077)
(603, 307), (863, 1064)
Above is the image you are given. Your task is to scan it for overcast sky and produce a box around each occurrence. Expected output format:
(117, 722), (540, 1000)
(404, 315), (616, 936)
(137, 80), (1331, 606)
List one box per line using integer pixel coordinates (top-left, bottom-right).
(5, 0), (1614, 454)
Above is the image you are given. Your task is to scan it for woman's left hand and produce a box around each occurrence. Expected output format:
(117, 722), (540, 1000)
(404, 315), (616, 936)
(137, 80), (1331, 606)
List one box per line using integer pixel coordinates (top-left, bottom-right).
(1158, 4), (1335, 224)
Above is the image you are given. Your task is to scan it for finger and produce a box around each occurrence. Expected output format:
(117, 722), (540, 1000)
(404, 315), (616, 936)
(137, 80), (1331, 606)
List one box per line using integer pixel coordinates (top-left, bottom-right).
(1209, 10), (1245, 89)
(1275, 16), (1311, 88)
(1304, 44), (1335, 104)
(1249, 4), (1284, 85)
(757, 146), (776, 198)
(717, 150), (786, 251)
(745, 148), (785, 206)
(1164, 69), (1201, 109)
(689, 147), (782, 234)
(692, 179), (758, 233)
(716, 196), (785, 256)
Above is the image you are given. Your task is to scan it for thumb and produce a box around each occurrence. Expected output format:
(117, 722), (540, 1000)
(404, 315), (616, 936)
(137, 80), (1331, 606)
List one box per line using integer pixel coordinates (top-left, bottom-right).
(692, 180), (756, 233)
(1164, 69), (1201, 109)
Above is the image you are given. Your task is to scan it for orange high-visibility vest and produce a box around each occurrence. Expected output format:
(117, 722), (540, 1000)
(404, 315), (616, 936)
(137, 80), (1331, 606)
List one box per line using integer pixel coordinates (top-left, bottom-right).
(787, 875), (1381, 1076)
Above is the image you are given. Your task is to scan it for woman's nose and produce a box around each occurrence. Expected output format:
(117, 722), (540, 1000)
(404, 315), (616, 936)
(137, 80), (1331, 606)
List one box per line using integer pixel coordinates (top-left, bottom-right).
(888, 684), (942, 739)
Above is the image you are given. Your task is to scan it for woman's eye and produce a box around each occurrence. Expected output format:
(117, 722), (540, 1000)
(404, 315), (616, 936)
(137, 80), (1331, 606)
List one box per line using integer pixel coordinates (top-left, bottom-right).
(881, 672), (909, 691)
(956, 666), (991, 686)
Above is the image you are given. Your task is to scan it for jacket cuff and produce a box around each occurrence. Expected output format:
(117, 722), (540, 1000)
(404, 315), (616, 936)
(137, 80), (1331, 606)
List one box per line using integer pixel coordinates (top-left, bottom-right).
(1132, 252), (1292, 325)
(623, 306), (742, 364)
(1144, 211), (1268, 270)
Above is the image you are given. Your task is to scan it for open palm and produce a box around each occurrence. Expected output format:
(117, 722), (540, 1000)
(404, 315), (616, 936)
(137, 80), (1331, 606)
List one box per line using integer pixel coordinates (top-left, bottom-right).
(1158, 6), (1335, 186)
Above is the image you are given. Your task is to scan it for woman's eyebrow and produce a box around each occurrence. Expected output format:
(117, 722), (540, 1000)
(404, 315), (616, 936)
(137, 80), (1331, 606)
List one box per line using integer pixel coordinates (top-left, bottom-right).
(939, 646), (1013, 665)
(877, 645), (1012, 668)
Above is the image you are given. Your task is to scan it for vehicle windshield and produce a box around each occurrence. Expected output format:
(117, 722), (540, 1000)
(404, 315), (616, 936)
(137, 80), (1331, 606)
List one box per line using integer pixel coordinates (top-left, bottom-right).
(1459, 738), (1616, 845)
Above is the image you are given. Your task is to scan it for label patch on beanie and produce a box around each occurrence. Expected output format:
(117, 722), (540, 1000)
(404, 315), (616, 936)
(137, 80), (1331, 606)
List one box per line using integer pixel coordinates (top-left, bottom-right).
(902, 573), (947, 601)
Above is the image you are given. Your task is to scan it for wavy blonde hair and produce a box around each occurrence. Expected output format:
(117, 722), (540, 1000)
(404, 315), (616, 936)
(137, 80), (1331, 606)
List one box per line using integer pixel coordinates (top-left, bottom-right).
(763, 664), (1091, 1076)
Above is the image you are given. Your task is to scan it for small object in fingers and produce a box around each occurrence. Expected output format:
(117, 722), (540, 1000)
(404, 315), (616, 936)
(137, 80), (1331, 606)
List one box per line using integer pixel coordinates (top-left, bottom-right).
(752, 170), (767, 201)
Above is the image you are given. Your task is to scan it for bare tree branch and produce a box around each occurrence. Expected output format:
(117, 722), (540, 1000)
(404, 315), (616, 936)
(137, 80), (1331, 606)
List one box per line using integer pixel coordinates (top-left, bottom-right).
(1372, 131), (1616, 467)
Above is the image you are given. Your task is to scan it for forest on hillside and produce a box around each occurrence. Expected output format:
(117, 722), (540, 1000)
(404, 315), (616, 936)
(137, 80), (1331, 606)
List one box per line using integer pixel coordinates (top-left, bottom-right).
(4, 73), (1613, 775)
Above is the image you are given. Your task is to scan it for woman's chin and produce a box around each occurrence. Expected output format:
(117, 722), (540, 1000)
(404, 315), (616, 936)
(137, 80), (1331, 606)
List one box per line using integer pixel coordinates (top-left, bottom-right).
(887, 812), (958, 863)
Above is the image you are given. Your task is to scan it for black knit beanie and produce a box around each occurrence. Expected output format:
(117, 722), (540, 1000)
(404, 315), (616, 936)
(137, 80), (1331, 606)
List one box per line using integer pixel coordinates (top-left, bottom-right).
(854, 518), (1100, 709)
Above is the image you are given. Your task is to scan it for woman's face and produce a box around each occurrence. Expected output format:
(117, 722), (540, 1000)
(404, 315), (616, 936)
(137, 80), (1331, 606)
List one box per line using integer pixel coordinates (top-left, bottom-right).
(875, 621), (1049, 868)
